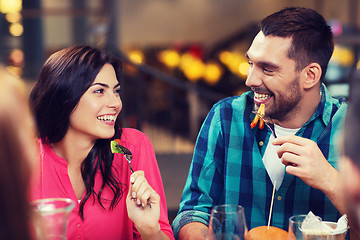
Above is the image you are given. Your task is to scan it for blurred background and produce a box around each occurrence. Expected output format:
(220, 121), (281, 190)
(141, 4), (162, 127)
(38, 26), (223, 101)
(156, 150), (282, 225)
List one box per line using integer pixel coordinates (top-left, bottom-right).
(1, 0), (359, 221)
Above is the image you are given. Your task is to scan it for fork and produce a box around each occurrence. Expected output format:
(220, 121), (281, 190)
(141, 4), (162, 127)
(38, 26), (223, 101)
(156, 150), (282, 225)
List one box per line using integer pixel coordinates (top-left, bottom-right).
(252, 111), (277, 138)
(118, 145), (152, 207)
(118, 145), (134, 173)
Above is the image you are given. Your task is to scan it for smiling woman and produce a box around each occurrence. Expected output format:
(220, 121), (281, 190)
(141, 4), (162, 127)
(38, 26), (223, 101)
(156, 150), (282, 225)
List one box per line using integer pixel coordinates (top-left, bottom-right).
(68, 63), (122, 141)
(29, 46), (174, 240)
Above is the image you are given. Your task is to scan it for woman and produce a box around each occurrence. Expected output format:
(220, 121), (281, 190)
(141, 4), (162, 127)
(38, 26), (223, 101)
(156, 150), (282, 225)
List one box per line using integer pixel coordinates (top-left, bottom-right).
(30, 46), (174, 240)
(0, 66), (37, 240)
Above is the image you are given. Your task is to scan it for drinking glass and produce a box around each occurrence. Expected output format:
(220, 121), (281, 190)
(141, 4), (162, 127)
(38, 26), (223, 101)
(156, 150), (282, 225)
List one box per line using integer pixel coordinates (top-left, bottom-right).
(288, 215), (310, 240)
(31, 198), (75, 240)
(288, 215), (347, 240)
(207, 204), (248, 240)
(301, 221), (348, 240)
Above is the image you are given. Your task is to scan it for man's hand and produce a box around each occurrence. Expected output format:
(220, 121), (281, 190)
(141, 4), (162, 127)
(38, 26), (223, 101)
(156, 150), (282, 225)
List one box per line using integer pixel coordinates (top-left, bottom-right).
(272, 135), (334, 190)
(272, 135), (345, 213)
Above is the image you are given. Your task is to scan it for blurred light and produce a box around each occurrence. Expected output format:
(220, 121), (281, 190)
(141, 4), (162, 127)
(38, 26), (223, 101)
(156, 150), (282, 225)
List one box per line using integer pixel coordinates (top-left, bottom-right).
(219, 51), (248, 78)
(204, 62), (222, 85)
(180, 53), (205, 82)
(158, 49), (180, 68)
(128, 50), (144, 65)
(5, 12), (21, 23)
(327, 83), (349, 98)
(329, 20), (343, 37)
(187, 44), (203, 59)
(179, 53), (195, 70)
(238, 62), (250, 77)
(8, 48), (24, 67)
(219, 51), (232, 65)
(325, 62), (342, 82)
(0, 0), (22, 14)
(9, 22), (23, 36)
(330, 45), (354, 67)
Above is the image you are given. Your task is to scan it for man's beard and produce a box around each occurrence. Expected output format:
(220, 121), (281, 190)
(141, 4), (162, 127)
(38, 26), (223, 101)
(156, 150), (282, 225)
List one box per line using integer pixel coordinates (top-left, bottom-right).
(268, 75), (301, 121)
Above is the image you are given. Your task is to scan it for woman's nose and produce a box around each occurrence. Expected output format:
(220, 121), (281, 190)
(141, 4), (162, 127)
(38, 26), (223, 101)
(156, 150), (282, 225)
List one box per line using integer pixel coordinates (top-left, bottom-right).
(107, 92), (122, 110)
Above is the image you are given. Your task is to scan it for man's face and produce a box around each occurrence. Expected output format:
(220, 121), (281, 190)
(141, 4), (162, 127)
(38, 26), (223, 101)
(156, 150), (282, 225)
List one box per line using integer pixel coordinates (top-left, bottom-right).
(245, 31), (303, 123)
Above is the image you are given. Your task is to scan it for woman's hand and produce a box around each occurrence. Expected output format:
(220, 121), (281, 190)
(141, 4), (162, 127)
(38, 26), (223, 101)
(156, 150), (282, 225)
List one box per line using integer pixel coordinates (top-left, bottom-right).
(126, 170), (162, 238)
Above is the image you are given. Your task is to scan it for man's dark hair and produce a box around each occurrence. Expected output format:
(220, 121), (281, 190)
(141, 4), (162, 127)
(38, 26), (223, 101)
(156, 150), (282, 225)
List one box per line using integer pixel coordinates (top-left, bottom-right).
(260, 7), (334, 80)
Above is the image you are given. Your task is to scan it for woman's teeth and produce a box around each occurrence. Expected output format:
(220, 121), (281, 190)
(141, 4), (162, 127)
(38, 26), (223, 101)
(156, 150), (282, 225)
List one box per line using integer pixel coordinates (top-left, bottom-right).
(255, 92), (271, 100)
(97, 115), (115, 122)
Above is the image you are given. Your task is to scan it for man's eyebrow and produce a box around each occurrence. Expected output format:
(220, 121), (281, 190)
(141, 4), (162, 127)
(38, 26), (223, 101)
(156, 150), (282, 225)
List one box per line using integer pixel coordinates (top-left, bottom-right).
(245, 52), (280, 70)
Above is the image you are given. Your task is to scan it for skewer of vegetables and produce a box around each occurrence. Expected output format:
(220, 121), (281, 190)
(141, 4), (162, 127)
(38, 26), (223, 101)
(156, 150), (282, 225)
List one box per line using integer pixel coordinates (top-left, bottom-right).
(250, 103), (265, 129)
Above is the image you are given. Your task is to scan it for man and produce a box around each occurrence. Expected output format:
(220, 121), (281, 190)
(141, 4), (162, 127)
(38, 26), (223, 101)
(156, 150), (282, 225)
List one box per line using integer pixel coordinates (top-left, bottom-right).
(340, 71), (360, 238)
(172, 7), (347, 239)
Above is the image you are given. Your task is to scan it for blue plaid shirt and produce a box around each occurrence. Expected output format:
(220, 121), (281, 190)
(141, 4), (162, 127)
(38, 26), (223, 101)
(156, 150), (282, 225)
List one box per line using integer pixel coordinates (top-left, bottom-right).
(172, 84), (347, 238)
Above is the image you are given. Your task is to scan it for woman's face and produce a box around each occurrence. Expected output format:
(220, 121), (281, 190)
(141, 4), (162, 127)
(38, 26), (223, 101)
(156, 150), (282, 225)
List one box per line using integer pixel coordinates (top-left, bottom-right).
(68, 64), (122, 142)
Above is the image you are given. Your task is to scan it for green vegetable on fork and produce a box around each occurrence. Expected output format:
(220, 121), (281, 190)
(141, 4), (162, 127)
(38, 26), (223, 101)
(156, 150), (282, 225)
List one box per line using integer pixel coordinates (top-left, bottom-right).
(111, 139), (134, 173)
(110, 139), (125, 154)
(111, 139), (152, 207)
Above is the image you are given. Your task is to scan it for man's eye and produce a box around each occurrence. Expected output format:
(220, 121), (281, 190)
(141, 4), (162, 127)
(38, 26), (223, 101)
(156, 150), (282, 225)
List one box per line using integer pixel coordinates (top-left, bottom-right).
(263, 67), (274, 73)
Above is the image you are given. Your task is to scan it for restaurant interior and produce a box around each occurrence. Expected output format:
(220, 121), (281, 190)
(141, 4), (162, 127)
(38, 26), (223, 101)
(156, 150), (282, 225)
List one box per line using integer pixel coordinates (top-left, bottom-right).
(1, 0), (360, 223)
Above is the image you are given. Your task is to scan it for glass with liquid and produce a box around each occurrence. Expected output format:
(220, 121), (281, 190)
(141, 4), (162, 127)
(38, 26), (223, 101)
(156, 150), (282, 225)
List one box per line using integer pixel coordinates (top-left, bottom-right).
(31, 198), (75, 240)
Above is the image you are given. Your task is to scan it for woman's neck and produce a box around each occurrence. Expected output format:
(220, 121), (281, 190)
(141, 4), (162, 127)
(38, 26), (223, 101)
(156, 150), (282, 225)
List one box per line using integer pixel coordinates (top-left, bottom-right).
(52, 133), (95, 166)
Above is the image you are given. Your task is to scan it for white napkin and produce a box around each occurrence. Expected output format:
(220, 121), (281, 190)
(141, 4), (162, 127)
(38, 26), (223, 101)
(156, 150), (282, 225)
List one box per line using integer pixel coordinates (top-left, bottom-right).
(332, 214), (348, 234)
(301, 211), (348, 235)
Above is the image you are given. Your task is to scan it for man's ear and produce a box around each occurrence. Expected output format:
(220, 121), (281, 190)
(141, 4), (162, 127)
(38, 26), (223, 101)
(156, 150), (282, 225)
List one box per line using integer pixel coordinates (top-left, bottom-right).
(301, 63), (322, 89)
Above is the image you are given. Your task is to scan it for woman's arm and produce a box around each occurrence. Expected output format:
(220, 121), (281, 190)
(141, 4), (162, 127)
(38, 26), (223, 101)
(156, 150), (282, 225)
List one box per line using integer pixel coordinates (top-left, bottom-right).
(123, 129), (174, 239)
(126, 170), (171, 240)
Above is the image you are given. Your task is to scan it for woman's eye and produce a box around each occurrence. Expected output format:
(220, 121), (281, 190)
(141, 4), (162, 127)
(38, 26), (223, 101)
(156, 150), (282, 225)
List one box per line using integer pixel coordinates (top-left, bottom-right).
(114, 88), (121, 95)
(93, 89), (104, 94)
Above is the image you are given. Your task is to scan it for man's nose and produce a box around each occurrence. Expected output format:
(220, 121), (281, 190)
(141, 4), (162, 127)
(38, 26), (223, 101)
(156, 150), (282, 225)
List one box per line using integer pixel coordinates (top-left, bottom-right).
(245, 67), (262, 87)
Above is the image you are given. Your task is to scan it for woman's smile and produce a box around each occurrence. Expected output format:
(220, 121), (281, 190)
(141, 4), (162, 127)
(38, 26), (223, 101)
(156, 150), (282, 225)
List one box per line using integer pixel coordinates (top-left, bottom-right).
(97, 114), (117, 126)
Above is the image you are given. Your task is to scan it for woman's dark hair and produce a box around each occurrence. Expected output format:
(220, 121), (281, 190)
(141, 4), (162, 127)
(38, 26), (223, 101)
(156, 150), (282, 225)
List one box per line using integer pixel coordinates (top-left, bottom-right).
(30, 45), (124, 219)
(260, 7), (334, 80)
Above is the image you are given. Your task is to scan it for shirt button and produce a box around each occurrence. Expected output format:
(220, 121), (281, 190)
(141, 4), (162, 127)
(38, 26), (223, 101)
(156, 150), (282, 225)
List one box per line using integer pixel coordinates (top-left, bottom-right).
(259, 141), (264, 146)
(77, 235), (81, 239)
(277, 195), (282, 201)
(77, 224), (81, 228)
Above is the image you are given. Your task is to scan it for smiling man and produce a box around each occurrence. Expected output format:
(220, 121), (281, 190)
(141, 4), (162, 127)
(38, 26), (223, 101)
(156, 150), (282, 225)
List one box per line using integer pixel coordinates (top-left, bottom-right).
(172, 7), (347, 240)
